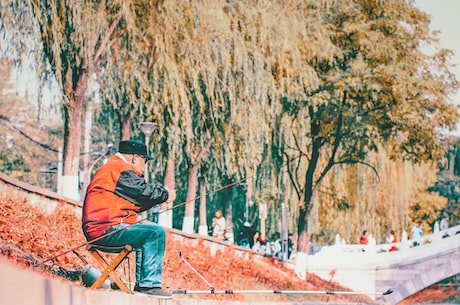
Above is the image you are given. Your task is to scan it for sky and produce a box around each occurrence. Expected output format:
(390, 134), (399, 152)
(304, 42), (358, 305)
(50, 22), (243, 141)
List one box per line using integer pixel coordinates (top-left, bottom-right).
(413, 0), (460, 135)
(415, 0), (460, 102)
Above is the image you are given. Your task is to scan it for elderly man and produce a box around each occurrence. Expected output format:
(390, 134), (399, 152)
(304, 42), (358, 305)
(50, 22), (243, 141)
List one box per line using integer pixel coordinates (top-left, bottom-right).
(82, 140), (176, 298)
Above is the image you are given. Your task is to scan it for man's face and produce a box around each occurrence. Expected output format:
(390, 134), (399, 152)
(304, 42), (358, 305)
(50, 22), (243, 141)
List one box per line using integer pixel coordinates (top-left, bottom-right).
(130, 154), (147, 174)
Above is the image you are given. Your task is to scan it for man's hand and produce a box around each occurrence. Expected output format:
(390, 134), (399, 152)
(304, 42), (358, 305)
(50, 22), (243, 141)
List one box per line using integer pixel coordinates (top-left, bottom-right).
(165, 187), (176, 203)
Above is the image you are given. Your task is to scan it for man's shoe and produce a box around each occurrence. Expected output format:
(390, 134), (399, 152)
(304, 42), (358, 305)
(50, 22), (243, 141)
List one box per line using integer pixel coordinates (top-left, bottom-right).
(134, 286), (173, 299)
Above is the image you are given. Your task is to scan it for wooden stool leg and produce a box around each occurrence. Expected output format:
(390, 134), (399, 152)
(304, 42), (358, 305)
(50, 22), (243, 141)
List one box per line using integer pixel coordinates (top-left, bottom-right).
(88, 247), (132, 294)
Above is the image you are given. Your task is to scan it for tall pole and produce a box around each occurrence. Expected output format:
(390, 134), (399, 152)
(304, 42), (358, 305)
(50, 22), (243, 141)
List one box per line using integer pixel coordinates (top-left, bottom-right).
(244, 179), (252, 224)
(82, 101), (93, 201)
(139, 122), (158, 181)
(139, 121), (158, 221)
(245, 194), (249, 224)
(281, 203), (288, 266)
(259, 203), (267, 241)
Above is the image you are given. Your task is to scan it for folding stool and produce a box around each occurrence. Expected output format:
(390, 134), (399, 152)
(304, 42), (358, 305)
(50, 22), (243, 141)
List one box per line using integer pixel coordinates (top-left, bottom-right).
(86, 244), (133, 294)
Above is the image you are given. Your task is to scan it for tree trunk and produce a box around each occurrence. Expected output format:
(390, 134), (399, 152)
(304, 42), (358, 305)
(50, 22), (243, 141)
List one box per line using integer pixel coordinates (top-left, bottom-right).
(297, 141), (320, 252)
(120, 118), (131, 140)
(294, 188), (314, 280)
(198, 176), (208, 236)
(159, 146), (176, 228)
(61, 64), (90, 200)
(182, 164), (199, 233)
(163, 146), (176, 188)
(182, 139), (214, 233)
(294, 135), (321, 279)
(225, 194), (233, 243)
(81, 100), (93, 200)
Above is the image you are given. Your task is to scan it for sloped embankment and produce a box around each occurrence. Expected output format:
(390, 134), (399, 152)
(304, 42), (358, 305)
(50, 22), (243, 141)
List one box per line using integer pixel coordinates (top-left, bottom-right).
(0, 177), (377, 304)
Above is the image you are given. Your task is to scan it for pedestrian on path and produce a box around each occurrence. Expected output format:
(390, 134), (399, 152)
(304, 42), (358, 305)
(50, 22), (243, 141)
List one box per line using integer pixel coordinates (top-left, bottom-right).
(411, 222), (423, 246)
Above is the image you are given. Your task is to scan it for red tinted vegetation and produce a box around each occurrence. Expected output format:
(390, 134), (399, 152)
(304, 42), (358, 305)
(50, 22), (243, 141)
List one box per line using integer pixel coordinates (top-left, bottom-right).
(0, 197), (371, 303)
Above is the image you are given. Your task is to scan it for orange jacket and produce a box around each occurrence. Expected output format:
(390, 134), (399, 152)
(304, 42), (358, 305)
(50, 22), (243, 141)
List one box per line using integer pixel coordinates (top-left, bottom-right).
(82, 154), (169, 240)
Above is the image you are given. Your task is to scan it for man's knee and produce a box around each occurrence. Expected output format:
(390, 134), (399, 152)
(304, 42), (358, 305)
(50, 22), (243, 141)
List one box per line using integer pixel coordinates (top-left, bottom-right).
(143, 223), (165, 240)
(156, 225), (165, 239)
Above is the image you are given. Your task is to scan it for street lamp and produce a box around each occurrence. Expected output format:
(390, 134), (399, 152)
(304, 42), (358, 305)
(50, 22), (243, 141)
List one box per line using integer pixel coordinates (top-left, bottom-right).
(239, 182), (250, 225)
(139, 121), (158, 221)
(139, 121), (158, 180)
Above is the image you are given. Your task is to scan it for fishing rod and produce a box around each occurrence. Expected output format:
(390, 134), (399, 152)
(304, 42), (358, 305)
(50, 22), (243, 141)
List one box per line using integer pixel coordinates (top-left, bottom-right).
(39, 223), (132, 265)
(158, 175), (254, 214)
(172, 288), (393, 296)
(179, 252), (214, 290)
(176, 252), (392, 297)
(39, 175), (253, 265)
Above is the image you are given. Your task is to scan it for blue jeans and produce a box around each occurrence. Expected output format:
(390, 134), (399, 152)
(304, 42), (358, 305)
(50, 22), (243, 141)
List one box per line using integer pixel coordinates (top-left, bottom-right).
(95, 223), (166, 288)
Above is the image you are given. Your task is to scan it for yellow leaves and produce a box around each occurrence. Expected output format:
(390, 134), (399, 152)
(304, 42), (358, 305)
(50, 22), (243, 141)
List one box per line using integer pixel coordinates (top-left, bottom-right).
(313, 149), (447, 244)
(408, 190), (447, 233)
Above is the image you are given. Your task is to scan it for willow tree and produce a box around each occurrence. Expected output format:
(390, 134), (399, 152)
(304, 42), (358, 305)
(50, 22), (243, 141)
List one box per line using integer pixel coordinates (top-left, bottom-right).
(1, 0), (152, 199)
(97, 60), (144, 141)
(95, 1), (163, 142)
(266, 0), (459, 272)
(142, 0), (279, 232)
(139, 1), (219, 232)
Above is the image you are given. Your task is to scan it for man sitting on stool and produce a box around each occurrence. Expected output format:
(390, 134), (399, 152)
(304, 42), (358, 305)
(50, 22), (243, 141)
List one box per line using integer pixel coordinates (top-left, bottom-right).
(82, 140), (176, 298)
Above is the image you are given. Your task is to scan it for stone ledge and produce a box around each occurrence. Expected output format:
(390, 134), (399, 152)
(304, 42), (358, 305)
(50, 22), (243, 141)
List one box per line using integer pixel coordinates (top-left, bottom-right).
(0, 256), (357, 305)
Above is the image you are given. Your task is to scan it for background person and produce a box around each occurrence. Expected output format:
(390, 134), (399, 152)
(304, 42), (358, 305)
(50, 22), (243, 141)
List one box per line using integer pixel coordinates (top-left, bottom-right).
(386, 229), (398, 252)
(440, 214), (449, 238)
(411, 221), (423, 246)
(238, 222), (256, 248)
(360, 230), (369, 245)
(359, 229), (369, 252)
(224, 225), (234, 243)
(211, 209), (226, 240)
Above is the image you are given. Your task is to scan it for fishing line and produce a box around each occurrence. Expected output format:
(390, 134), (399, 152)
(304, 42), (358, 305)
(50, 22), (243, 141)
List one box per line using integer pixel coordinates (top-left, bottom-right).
(158, 175), (254, 214)
(39, 175), (253, 265)
(179, 252), (214, 291)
